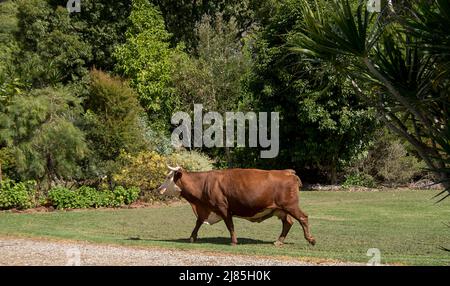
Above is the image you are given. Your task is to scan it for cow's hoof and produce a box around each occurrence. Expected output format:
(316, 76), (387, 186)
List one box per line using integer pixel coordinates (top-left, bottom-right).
(308, 238), (316, 246)
(189, 237), (197, 243)
(273, 240), (284, 247)
(230, 242), (238, 246)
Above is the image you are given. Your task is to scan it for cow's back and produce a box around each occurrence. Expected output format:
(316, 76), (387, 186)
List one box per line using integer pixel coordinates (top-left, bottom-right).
(203, 169), (301, 217)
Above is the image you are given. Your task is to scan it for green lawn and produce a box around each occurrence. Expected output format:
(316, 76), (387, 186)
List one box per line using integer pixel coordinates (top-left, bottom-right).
(0, 190), (449, 265)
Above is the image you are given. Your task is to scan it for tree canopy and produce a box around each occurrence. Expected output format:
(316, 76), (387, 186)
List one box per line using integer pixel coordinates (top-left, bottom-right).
(242, 0), (376, 182)
(114, 0), (181, 131)
(0, 87), (88, 186)
(289, 0), (450, 194)
(0, 0), (447, 192)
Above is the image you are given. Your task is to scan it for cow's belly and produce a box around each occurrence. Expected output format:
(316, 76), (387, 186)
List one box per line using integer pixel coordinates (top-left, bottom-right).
(236, 208), (285, 223)
(203, 209), (284, 225)
(204, 212), (223, 225)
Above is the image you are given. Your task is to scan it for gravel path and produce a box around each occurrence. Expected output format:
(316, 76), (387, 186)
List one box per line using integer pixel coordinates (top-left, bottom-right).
(0, 237), (361, 266)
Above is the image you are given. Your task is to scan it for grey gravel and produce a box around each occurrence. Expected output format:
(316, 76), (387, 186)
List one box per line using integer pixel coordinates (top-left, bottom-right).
(0, 237), (362, 266)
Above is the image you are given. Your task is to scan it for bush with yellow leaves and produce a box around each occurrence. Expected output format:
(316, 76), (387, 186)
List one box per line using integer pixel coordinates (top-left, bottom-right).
(113, 150), (214, 195)
(168, 151), (214, 172)
(113, 151), (166, 193)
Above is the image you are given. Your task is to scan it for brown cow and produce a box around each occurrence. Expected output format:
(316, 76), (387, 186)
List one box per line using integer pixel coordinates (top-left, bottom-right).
(157, 166), (315, 246)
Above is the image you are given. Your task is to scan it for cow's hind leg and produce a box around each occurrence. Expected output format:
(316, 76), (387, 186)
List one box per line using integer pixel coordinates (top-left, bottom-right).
(274, 213), (294, 246)
(285, 206), (316, 245)
(222, 215), (238, 246)
(215, 205), (238, 245)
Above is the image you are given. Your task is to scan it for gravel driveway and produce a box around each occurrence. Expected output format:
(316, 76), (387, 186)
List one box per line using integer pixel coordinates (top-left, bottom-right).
(0, 237), (361, 266)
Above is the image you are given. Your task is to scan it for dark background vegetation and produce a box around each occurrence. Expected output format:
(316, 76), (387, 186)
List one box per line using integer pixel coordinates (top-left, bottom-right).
(0, 0), (448, 209)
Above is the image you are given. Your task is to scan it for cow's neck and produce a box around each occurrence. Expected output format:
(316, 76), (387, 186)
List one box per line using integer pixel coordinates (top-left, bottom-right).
(176, 171), (204, 202)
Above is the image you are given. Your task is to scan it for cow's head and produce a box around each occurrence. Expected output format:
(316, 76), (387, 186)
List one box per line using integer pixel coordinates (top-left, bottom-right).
(157, 165), (183, 195)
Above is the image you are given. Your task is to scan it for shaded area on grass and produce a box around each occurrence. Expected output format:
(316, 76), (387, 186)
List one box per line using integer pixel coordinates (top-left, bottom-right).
(127, 236), (276, 245)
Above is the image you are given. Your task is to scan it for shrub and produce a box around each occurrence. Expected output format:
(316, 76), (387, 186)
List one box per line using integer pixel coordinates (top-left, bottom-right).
(345, 130), (426, 186)
(77, 186), (103, 208)
(0, 179), (36, 210)
(113, 150), (214, 192)
(168, 150), (214, 172)
(139, 117), (173, 155)
(112, 186), (140, 205)
(83, 69), (146, 163)
(375, 141), (424, 185)
(113, 0), (180, 132)
(47, 185), (140, 210)
(2, 88), (89, 188)
(342, 173), (376, 188)
(0, 147), (16, 180)
(47, 186), (80, 209)
(113, 151), (167, 192)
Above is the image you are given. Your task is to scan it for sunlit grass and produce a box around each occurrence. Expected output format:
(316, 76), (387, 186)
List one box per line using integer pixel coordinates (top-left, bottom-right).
(0, 190), (449, 265)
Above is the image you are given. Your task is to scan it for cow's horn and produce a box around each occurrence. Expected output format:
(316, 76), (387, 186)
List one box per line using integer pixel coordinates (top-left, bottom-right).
(167, 165), (180, 171)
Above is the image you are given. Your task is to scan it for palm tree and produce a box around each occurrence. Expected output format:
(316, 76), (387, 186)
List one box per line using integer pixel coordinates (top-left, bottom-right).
(289, 0), (450, 199)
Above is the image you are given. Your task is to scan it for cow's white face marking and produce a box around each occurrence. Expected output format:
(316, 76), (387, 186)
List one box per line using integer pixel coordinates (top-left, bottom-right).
(158, 166), (182, 195)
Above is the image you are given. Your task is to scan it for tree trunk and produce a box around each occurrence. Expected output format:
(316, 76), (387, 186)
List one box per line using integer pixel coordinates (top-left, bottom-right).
(330, 160), (337, 185)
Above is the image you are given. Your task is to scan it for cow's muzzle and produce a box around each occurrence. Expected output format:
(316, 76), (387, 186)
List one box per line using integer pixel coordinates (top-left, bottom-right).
(157, 185), (167, 195)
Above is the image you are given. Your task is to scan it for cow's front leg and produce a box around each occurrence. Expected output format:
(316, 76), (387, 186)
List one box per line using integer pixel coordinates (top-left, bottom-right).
(223, 216), (238, 245)
(190, 218), (203, 243)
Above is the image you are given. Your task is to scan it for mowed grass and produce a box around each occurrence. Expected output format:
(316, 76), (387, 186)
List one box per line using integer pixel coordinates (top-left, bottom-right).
(0, 190), (449, 265)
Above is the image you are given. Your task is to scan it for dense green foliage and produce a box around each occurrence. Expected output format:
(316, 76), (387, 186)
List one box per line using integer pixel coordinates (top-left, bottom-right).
(114, 0), (181, 130)
(342, 173), (376, 189)
(0, 1), (18, 91)
(169, 150), (215, 172)
(173, 13), (250, 113)
(0, 87), (88, 185)
(82, 69), (147, 182)
(171, 13), (252, 166)
(345, 130), (425, 187)
(48, 0), (133, 71)
(1, 0), (446, 203)
(47, 185), (139, 209)
(152, 0), (277, 50)
(289, 0), (450, 194)
(13, 0), (133, 87)
(240, 0), (376, 182)
(14, 0), (91, 87)
(0, 179), (139, 210)
(0, 179), (36, 210)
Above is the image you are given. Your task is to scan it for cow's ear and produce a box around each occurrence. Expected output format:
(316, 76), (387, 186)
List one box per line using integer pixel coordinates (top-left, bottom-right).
(174, 170), (183, 181)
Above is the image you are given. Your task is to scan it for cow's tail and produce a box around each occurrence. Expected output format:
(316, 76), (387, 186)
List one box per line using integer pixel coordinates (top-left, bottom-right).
(295, 175), (303, 190)
(285, 169), (303, 190)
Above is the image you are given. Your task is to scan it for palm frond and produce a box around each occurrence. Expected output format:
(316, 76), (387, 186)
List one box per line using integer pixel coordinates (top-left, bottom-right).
(289, 0), (378, 59)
